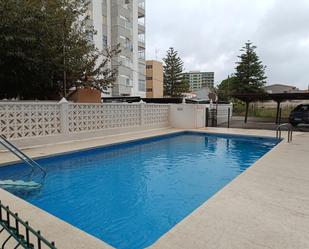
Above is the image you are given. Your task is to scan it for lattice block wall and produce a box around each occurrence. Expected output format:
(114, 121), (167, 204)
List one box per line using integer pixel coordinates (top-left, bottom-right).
(0, 103), (61, 139)
(0, 102), (171, 139)
(144, 105), (170, 126)
(68, 104), (142, 133)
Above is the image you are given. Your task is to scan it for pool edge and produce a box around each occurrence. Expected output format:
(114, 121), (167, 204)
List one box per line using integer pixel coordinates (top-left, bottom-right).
(1, 128), (299, 249)
(149, 129), (309, 249)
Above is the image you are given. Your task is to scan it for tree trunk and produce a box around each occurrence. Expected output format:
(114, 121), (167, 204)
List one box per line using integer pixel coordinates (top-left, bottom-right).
(244, 102), (249, 123)
(275, 101), (281, 124)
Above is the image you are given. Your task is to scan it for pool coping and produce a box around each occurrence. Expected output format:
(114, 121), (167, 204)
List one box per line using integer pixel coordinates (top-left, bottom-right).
(151, 129), (309, 249)
(0, 128), (279, 167)
(0, 130), (279, 167)
(1, 128), (308, 249)
(0, 128), (182, 166)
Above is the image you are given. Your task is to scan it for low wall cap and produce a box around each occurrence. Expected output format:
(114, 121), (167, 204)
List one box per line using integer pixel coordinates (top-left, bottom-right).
(59, 97), (68, 104)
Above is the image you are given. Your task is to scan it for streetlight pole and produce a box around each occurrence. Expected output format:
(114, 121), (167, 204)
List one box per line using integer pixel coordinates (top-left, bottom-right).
(62, 14), (67, 97)
(227, 74), (231, 102)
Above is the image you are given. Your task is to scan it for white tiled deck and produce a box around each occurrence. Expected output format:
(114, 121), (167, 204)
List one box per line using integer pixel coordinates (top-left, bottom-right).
(0, 128), (309, 249)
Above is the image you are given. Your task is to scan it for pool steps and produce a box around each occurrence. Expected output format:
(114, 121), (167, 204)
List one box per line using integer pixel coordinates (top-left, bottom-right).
(0, 135), (46, 188)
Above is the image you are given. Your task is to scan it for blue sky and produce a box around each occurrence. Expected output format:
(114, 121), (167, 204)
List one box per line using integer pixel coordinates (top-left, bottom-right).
(146, 0), (309, 89)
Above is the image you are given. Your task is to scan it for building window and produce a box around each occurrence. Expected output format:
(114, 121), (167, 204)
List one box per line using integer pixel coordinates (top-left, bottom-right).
(138, 50), (145, 59)
(138, 0), (145, 9)
(120, 15), (132, 30)
(138, 79), (146, 92)
(138, 34), (145, 43)
(120, 75), (131, 86)
(146, 65), (152, 69)
(146, 77), (152, 80)
(147, 88), (153, 92)
(125, 38), (130, 48)
(124, 38), (133, 51)
(102, 15), (107, 25)
(102, 35), (107, 48)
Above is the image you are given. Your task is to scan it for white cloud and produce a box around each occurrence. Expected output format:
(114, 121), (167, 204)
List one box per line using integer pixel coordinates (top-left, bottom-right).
(146, 0), (309, 89)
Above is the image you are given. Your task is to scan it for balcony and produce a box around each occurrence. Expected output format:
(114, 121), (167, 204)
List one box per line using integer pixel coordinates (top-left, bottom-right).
(138, 50), (145, 61)
(138, 0), (145, 18)
(138, 22), (145, 34)
(138, 41), (145, 50)
(119, 57), (133, 69)
(138, 7), (145, 18)
(138, 34), (145, 49)
(114, 17), (133, 32)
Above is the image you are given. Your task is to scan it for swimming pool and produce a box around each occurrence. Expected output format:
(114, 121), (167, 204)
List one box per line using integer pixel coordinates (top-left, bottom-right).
(0, 132), (278, 249)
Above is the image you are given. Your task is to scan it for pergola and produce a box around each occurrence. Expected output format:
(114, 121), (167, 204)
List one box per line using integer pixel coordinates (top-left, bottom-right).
(232, 92), (309, 123)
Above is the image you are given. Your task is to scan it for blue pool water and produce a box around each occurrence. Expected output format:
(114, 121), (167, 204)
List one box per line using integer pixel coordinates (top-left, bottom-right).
(0, 132), (278, 249)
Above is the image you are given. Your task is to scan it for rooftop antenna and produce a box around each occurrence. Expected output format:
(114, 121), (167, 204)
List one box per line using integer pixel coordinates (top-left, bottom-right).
(155, 48), (160, 61)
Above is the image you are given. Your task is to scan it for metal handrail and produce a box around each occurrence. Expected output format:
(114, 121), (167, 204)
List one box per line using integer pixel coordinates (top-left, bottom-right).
(0, 135), (46, 182)
(0, 201), (56, 249)
(276, 123), (293, 143)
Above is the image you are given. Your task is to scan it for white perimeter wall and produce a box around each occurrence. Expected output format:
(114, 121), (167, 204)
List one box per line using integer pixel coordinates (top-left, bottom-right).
(170, 104), (206, 129)
(216, 104), (233, 125)
(170, 103), (233, 129)
(0, 101), (232, 141)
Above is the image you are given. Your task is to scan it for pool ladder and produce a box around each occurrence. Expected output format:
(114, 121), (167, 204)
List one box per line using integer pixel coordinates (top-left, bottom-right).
(0, 135), (46, 186)
(276, 123), (293, 143)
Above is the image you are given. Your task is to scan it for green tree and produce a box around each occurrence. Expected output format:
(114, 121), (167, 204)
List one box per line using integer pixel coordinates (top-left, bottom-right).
(234, 41), (267, 123)
(163, 47), (189, 97)
(0, 0), (50, 99)
(235, 41), (267, 93)
(0, 0), (119, 100)
(217, 76), (237, 101)
(76, 44), (121, 92)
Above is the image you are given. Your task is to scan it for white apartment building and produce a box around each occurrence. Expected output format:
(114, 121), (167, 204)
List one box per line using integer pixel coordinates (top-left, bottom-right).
(183, 71), (214, 92)
(88, 0), (146, 97)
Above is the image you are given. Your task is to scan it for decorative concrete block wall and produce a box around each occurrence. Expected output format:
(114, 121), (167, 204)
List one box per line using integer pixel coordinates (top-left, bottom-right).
(0, 102), (62, 139)
(0, 101), (170, 140)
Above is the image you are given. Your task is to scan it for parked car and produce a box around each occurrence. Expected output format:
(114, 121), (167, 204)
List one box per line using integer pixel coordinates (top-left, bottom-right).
(289, 104), (309, 126)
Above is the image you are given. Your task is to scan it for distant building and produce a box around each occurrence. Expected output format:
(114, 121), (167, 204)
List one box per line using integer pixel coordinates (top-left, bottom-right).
(265, 84), (300, 94)
(193, 86), (213, 101)
(254, 84), (309, 108)
(182, 71), (214, 92)
(184, 86), (215, 102)
(146, 60), (163, 98)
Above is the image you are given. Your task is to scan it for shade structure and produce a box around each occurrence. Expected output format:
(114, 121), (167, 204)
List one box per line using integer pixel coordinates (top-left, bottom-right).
(232, 92), (309, 123)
